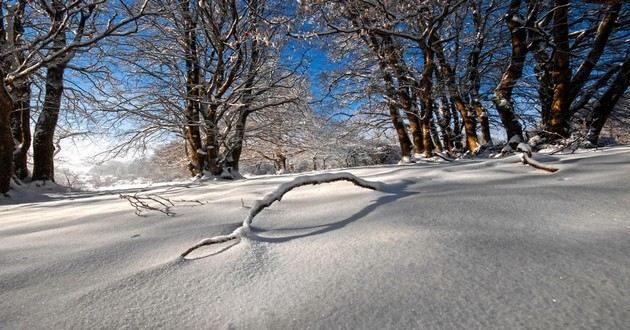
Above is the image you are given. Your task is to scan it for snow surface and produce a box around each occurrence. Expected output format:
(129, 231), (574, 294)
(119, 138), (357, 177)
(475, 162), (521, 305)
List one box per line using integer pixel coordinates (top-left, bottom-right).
(1, 147), (630, 328)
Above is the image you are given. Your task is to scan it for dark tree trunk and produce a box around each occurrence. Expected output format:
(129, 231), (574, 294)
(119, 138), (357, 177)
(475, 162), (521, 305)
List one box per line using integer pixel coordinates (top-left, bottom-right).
(0, 81), (13, 194)
(10, 81), (31, 179)
(205, 107), (221, 176)
(32, 65), (65, 182)
(493, 0), (526, 142)
(586, 52), (630, 145)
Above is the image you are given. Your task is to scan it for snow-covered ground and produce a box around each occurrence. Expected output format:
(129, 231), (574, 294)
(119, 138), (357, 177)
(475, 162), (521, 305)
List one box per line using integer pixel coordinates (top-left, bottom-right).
(1, 147), (629, 329)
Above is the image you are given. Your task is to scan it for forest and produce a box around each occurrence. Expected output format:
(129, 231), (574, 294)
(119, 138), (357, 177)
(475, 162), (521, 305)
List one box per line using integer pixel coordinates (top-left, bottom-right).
(0, 0), (628, 193)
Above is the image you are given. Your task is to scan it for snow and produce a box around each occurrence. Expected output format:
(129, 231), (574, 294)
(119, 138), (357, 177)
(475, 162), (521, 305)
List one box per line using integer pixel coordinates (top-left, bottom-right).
(1, 147), (630, 328)
(516, 142), (533, 156)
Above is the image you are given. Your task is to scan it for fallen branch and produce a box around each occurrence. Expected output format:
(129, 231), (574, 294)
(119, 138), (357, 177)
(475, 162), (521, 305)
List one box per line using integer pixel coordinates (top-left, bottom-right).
(180, 172), (383, 258)
(120, 193), (204, 217)
(519, 153), (559, 173)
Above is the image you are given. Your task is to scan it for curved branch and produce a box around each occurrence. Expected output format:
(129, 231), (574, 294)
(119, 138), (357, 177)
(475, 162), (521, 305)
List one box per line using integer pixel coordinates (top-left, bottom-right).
(180, 172), (383, 258)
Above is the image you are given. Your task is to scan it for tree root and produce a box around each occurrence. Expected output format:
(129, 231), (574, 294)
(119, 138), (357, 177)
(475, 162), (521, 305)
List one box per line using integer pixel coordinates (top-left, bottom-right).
(180, 172), (383, 258)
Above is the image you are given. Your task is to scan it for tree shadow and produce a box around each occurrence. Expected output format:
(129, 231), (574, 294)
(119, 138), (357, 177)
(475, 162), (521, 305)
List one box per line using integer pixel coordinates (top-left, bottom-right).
(180, 180), (419, 260)
(248, 179), (419, 244)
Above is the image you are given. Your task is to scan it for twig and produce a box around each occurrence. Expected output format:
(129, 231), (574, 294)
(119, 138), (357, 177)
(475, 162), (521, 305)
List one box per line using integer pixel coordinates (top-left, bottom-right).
(549, 134), (585, 155)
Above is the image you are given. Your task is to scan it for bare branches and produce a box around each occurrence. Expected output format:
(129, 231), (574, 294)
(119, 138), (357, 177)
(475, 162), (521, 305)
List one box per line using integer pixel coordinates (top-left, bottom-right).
(119, 192), (204, 217)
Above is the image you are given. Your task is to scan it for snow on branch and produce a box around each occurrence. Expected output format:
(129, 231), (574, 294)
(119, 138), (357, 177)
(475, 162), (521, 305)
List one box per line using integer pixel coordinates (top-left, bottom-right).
(180, 172), (383, 258)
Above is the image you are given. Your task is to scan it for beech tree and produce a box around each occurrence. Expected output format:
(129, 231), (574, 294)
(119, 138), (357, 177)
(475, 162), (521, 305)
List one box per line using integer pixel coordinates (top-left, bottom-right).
(0, 0), (148, 194)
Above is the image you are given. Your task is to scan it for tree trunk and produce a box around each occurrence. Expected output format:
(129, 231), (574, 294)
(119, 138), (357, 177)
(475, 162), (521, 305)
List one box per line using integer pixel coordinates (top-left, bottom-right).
(224, 110), (248, 174)
(430, 111), (443, 152)
(467, 1), (492, 146)
(436, 96), (453, 151)
(547, 0), (571, 137)
(11, 81), (31, 179)
(180, 0), (204, 176)
(493, 0), (526, 142)
(381, 35), (424, 155)
(586, 52), (630, 144)
(376, 56), (413, 159)
(205, 109), (221, 176)
(0, 81), (14, 194)
(32, 65), (65, 182)
(363, 34), (414, 159)
(418, 48), (435, 158)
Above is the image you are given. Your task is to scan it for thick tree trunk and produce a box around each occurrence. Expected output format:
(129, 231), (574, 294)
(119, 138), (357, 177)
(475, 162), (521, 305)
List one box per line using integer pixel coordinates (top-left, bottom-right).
(493, 0), (526, 142)
(547, 0), (571, 137)
(0, 81), (14, 194)
(180, 0), (204, 176)
(10, 81), (31, 179)
(32, 65), (65, 182)
(205, 110), (221, 176)
(586, 53), (630, 144)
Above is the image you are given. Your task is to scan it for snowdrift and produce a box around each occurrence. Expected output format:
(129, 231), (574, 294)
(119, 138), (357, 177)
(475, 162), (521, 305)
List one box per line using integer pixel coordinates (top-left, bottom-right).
(1, 147), (629, 328)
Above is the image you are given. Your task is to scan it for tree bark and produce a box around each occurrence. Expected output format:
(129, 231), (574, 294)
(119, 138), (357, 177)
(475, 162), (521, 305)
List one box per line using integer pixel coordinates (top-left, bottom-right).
(32, 64), (65, 182)
(434, 43), (479, 153)
(493, 0), (526, 142)
(11, 80), (31, 179)
(418, 47), (435, 158)
(180, 0), (204, 176)
(362, 33), (414, 158)
(547, 0), (571, 137)
(467, 1), (492, 146)
(0, 80), (13, 194)
(381, 35), (424, 155)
